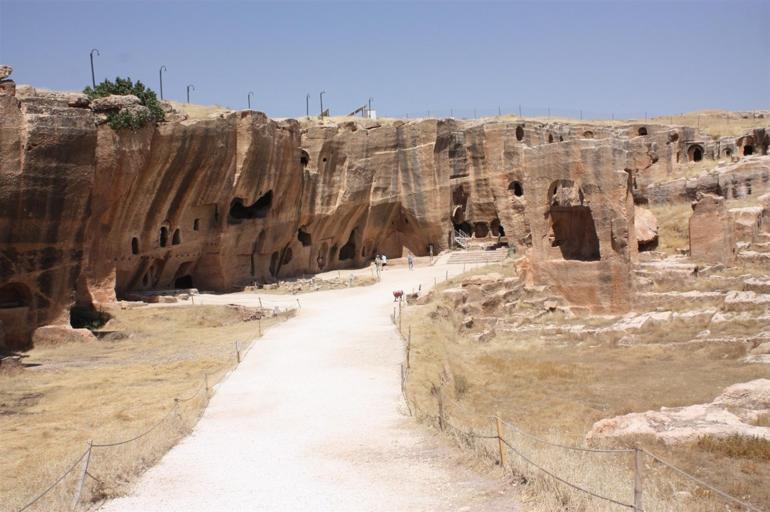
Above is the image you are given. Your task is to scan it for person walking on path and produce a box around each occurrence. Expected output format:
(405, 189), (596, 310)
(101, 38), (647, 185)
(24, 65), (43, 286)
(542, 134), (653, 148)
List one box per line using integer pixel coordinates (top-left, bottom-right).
(407, 253), (414, 270)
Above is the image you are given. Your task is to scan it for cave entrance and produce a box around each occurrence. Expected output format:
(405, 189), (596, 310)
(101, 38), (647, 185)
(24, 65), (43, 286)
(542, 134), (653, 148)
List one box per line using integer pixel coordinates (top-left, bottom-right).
(297, 228), (312, 247)
(131, 237), (139, 255)
(339, 229), (357, 261)
(638, 127), (648, 136)
(688, 145), (704, 162)
(516, 125), (524, 141)
(0, 283), (31, 309)
(228, 190), (273, 223)
(172, 228), (181, 245)
(490, 218), (505, 237)
(508, 180), (524, 197)
(744, 145), (754, 156)
(174, 275), (194, 289)
(159, 226), (169, 247)
(548, 206), (600, 260)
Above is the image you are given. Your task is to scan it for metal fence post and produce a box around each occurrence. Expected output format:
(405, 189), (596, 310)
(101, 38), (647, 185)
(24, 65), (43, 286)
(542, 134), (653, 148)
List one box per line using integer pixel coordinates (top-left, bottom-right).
(71, 441), (92, 510)
(634, 447), (643, 511)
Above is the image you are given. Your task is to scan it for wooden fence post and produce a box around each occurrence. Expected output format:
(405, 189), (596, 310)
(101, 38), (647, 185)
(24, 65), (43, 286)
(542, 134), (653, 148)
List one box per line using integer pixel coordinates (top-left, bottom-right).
(496, 416), (508, 469)
(634, 447), (643, 512)
(71, 441), (92, 510)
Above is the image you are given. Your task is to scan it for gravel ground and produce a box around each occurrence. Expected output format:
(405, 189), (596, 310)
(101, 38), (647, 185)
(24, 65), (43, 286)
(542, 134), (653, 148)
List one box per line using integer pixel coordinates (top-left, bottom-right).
(98, 261), (518, 511)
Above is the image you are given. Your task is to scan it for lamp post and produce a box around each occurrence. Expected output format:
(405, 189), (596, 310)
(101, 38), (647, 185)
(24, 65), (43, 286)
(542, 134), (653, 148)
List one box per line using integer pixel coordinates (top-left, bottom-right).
(248, 91), (254, 110)
(319, 90), (326, 118)
(186, 84), (195, 104)
(159, 65), (167, 100)
(368, 97), (374, 118)
(306, 93), (310, 119)
(89, 48), (100, 88)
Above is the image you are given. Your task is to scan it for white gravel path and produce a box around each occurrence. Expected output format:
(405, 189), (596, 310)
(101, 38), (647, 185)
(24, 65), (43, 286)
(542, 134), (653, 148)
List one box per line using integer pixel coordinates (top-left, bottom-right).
(99, 261), (517, 511)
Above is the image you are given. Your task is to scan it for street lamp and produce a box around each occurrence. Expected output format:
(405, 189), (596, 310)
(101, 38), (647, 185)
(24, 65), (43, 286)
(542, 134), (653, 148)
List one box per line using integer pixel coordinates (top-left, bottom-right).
(89, 48), (100, 88)
(319, 90), (326, 119)
(159, 65), (167, 100)
(248, 91), (254, 110)
(306, 93), (310, 119)
(186, 84), (195, 104)
(368, 97), (374, 118)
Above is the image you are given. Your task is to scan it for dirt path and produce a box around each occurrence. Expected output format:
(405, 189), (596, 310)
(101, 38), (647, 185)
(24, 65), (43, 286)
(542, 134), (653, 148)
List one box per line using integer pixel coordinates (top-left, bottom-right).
(99, 261), (517, 511)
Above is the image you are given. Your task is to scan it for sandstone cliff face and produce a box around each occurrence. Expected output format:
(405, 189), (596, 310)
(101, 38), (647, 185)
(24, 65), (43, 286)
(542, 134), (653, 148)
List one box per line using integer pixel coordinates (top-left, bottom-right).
(0, 82), (741, 349)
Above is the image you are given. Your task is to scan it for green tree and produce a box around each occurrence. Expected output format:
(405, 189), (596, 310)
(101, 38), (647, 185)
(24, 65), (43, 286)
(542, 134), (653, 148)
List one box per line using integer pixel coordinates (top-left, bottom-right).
(84, 77), (165, 129)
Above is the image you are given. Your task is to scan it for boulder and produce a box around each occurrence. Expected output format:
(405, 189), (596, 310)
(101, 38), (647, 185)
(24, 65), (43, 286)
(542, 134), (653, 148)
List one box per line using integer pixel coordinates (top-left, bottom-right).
(587, 379), (770, 445)
(90, 94), (141, 112)
(31, 325), (97, 346)
(0, 64), (11, 79)
(689, 193), (736, 264)
(635, 207), (658, 251)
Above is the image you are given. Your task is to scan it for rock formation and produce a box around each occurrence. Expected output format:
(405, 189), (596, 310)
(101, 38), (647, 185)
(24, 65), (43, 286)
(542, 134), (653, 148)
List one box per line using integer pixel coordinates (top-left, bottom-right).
(587, 379), (770, 445)
(689, 194), (736, 264)
(1, 73), (767, 350)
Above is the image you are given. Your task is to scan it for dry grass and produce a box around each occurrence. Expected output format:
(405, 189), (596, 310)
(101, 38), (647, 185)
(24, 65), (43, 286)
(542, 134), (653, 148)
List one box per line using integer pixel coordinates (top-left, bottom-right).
(402, 270), (770, 511)
(650, 110), (769, 138)
(166, 100), (232, 120)
(254, 273), (378, 295)
(696, 435), (770, 462)
(0, 304), (286, 511)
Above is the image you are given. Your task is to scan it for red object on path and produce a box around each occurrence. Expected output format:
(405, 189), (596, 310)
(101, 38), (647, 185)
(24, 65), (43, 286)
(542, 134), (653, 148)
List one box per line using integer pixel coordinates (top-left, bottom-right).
(392, 290), (404, 301)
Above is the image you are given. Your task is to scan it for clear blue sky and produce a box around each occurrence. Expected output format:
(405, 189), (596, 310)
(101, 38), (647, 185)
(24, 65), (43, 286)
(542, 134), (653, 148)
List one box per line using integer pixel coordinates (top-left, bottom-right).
(1, 0), (768, 119)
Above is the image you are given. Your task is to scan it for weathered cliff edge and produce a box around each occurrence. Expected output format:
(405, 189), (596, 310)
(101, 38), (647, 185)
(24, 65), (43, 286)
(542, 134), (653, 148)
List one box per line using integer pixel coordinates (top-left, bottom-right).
(1, 82), (763, 350)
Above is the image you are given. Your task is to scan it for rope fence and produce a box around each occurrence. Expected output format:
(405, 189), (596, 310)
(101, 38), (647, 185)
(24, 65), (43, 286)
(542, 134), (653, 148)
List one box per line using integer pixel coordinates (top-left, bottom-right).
(14, 305), (296, 512)
(395, 316), (766, 512)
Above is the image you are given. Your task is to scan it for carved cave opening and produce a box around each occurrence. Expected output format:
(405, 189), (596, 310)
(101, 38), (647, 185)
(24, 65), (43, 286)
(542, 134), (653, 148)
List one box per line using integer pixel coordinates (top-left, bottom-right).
(508, 180), (524, 197)
(474, 222), (489, 238)
(688, 145), (703, 162)
(490, 218), (505, 237)
(159, 226), (169, 247)
(548, 206), (600, 261)
(172, 228), (181, 245)
(744, 145), (754, 156)
(583, 131), (594, 139)
(516, 125), (524, 141)
(638, 127), (648, 136)
(193, 218), (200, 231)
(339, 229), (357, 261)
(300, 149), (310, 168)
(174, 275), (194, 289)
(297, 228), (312, 247)
(229, 190), (273, 223)
(131, 237), (139, 255)
(0, 282), (31, 309)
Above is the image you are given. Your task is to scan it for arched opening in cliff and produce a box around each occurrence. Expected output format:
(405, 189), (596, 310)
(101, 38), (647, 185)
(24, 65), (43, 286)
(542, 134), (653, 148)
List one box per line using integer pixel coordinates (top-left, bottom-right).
(172, 229), (181, 245)
(282, 247), (293, 265)
(490, 219), (505, 237)
(297, 228), (312, 247)
(174, 275), (194, 289)
(638, 127), (648, 136)
(131, 237), (139, 255)
(299, 149), (310, 168)
(724, 148), (732, 158)
(688, 145), (703, 162)
(159, 227), (169, 247)
(339, 229), (357, 261)
(474, 222), (489, 238)
(228, 190), (273, 223)
(548, 133), (554, 143)
(193, 219), (200, 231)
(744, 145), (754, 156)
(516, 126), (524, 141)
(508, 180), (524, 197)
(0, 283), (31, 309)
(583, 131), (594, 139)
(548, 206), (600, 260)
(454, 221), (472, 236)
(546, 180), (599, 261)
(452, 185), (469, 209)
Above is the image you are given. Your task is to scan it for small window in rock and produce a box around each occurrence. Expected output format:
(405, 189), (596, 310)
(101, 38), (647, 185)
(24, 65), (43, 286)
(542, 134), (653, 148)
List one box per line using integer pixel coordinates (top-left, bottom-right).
(508, 180), (524, 197)
(159, 227), (168, 247)
(297, 228), (312, 247)
(548, 133), (554, 143)
(172, 229), (181, 245)
(744, 145), (754, 156)
(638, 126), (648, 136)
(724, 148), (732, 158)
(131, 237), (139, 255)
(515, 125), (524, 141)
(193, 218), (200, 231)
(688, 145), (704, 162)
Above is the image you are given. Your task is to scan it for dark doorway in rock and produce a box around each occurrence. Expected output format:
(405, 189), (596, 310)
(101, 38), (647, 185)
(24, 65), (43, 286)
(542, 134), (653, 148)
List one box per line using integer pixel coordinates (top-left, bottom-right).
(548, 206), (600, 260)
(474, 222), (489, 238)
(159, 227), (169, 247)
(193, 218), (200, 231)
(299, 149), (310, 168)
(297, 228), (312, 247)
(744, 145), (754, 156)
(454, 221), (472, 236)
(490, 219), (505, 237)
(172, 229), (181, 245)
(339, 229), (357, 260)
(0, 282), (31, 309)
(688, 145), (703, 162)
(548, 133), (554, 143)
(131, 237), (139, 255)
(508, 180), (524, 197)
(174, 275), (194, 289)
(724, 148), (732, 158)
(516, 125), (524, 141)
(638, 127), (648, 136)
(70, 304), (110, 330)
(228, 190), (273, 223)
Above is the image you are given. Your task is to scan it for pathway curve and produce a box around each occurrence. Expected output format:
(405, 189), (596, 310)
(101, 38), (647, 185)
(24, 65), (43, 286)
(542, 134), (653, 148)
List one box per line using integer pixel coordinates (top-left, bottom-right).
(100, 261), (517, 511)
